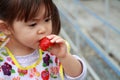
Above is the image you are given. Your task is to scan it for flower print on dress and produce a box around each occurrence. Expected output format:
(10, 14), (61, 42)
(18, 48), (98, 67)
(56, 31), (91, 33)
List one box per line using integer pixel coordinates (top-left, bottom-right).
(43, 54), (53, 67)
(0, 56), (4, 62)
(7, 57), (11, 62)
(6, 57), (15, 65)
(50, 66), (59, 78)
(1, 62), (15, 76)
(29, 68), (40, 78)
(0, 78), (4, 80)
(1, 52), (8, 56)
(55, 57), (61, 67)
(12, 76), (20, 80)
(18, 68), (28, 76)
(41, 69), (50, 80)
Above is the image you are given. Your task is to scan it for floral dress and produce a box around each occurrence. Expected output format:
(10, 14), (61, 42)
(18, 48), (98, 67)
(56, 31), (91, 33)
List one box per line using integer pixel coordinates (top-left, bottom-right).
(0, 47), (87, 80)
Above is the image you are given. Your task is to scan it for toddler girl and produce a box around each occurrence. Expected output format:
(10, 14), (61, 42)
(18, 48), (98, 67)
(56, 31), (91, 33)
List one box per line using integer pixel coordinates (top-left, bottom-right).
(0, 0), (87, 80)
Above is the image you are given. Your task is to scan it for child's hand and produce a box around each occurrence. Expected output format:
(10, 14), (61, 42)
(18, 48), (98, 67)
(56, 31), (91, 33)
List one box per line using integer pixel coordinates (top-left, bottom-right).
(45, 35), (68, 59)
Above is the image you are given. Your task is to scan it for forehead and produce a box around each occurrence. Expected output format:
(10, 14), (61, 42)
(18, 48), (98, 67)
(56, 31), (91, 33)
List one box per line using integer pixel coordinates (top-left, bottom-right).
(33, 4), (47, 20)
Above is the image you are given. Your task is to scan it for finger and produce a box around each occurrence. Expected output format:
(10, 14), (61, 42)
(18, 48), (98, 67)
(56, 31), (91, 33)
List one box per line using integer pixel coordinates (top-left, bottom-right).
(46, 34), (56, 39)
(55, 38), (65, 43)
(50, 36), (62, 43)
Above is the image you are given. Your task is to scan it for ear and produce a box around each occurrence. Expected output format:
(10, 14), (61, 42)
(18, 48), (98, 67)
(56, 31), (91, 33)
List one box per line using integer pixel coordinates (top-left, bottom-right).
(0, 20), (11, 36)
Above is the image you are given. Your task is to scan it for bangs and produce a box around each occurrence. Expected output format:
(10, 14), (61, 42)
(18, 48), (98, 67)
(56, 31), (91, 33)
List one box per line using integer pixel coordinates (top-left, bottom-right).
(0, 0), (61, 34)
(15, 0), (53, 22)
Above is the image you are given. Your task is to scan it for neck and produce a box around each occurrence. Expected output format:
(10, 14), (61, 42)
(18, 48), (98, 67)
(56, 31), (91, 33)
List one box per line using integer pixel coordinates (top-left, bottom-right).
(6, 39), (35, 56)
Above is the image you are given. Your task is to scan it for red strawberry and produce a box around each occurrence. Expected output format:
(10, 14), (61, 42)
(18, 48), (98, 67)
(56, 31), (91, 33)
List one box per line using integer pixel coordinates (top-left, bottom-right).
(41, 70), (49, 80)
(39, 37), (54, 51)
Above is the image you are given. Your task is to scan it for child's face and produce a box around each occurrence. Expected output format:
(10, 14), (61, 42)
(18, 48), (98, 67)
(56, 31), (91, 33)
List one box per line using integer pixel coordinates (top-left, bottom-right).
(8, 5), (52, 49)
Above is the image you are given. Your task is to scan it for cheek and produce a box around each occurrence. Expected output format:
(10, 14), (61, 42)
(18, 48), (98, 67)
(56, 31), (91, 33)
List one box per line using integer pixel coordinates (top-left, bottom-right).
(20, 36), (39, 48)
(47, 23), (52, 34)
(49, 27), (52, 34)
(21, 35), (36, 43)
(15, 32), (37, 46)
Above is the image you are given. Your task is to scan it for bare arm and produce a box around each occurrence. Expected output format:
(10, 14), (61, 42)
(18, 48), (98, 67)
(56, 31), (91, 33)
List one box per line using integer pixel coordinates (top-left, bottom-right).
(47, 35), (83, 77)
(59, 53), (83, 77)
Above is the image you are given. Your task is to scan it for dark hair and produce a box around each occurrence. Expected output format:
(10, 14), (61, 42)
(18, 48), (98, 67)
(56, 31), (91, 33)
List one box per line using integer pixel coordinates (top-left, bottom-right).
(0, 0), (61, 34)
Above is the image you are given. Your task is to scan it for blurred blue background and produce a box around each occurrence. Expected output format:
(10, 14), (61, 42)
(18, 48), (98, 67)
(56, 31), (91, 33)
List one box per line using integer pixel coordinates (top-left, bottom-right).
(53, 0), (120, 80)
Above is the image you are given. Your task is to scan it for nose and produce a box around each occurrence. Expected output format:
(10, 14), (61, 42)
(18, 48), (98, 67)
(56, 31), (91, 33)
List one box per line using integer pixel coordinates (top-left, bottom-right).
(37, 27), (46, 35)
(37, 29), (45, 34)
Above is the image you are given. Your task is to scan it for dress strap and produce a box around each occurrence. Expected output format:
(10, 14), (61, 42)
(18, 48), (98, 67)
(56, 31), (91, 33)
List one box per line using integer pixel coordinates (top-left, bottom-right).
(60, 41), (71, 80)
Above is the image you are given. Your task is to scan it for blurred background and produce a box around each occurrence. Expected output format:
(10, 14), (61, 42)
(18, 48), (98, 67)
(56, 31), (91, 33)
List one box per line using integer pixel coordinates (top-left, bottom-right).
(0, 0), (120, 80)
(53, 0), (120, 80)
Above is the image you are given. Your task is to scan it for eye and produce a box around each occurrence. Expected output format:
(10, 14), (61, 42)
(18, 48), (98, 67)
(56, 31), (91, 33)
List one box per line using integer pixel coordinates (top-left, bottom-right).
(29, 23), (37, 27)
(45, 17), (51, 22)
